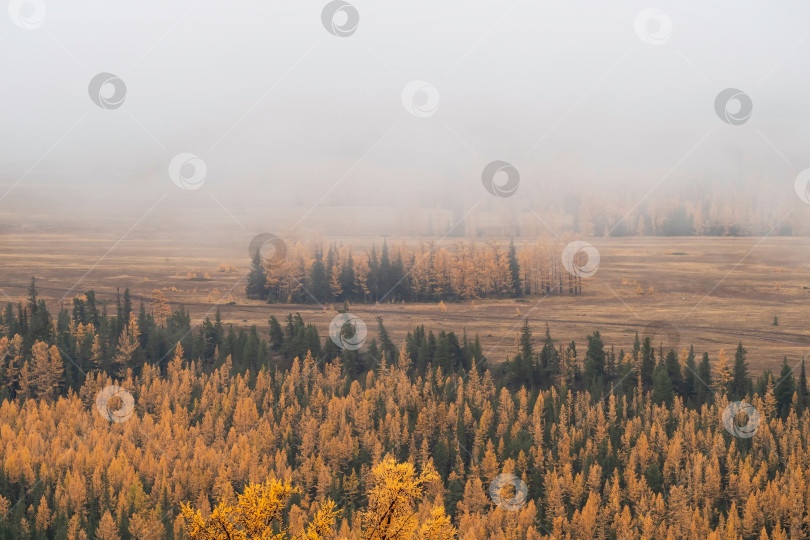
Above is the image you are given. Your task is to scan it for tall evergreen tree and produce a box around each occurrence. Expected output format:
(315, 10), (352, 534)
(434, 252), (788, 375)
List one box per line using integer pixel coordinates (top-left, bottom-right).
(378, 242), (393, 300)
(605, 346), (617, 383)
(434, 333), (450, 372)
(730, 342), (749, 399)
(696, 352), (713, 405)
(774, 358), (796, 418)
(664, 350), (683, 396)
(27, 278), (50, 343)
(652, 360), (673, 405)
(339, 253), (357, 301)
(84, 290), (100, 327)
(308, 249), (330, 303)
(519, 318), (533, 363)
(122, 288), (132, 326)
(507, 240), (522, 297)
(584, 331), (606, 385)
(538, 323), (559, 387)
(268, 316), (284, 351)
(246, 252), (268, 300)
(799, 359), (808, 413)
(376, 317), (398, 365)
(640, 337), (655, 389)
(511, 318), (534, 385)
(682, 346), (697, 404)
(27, 277), (38, 314)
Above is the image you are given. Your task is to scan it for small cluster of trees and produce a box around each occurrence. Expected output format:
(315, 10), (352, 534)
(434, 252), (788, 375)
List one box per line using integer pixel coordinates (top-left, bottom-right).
(247, 238), (586, 304)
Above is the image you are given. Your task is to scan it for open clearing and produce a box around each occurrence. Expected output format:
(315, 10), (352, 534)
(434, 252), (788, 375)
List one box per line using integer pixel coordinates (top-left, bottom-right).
(2, 232), (809, 374)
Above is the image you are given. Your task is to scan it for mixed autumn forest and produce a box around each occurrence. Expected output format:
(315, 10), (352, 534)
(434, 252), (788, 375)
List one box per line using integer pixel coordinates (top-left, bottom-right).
(4, 1), (810, 539)
(4, 162), (810, 540)
(1, 260), (809, 539)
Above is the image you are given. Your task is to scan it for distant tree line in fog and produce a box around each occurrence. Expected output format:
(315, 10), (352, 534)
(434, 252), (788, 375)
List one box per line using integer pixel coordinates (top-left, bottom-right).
(246, 239), (588, 303)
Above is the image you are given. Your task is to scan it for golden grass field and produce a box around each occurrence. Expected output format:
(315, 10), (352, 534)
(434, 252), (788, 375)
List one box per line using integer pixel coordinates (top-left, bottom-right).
(2, 231), (810, 374)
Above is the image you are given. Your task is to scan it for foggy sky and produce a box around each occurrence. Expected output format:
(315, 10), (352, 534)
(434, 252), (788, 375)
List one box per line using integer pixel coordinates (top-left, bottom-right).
(1, 0), (809, 226)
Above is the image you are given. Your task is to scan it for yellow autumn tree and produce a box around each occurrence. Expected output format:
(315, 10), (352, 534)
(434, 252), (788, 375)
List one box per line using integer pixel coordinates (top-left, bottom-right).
(96, 511), (120, 540)
(112, 312), (140, 378)
(182, 459), (455, 540)
(181, 478), (338, 540)
(19, 341), (63, 401)
(714, 349), (732, 394)
(151, 289), (172, 326)
(361, 457), (455, 540)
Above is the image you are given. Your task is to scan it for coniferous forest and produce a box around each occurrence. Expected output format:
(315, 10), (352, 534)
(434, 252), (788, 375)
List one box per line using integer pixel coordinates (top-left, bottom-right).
(0, 279), (808, 539)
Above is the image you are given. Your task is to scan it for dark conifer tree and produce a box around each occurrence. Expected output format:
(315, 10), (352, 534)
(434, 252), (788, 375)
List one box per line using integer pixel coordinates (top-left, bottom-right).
(605, 346), (616, 384)
(245, 252), (268, 300)
(367, 246), (380, 300)
(730, 342), (749, 399)
(664, 349), (683, 396)
(516, 318), (534, 385)
(774, 358), (796, 418)
(652, 360), (674, 405)
(584, 331), (606, 385)
(538, 324), (559, 387)
(122, 288), (132, 325)
(84, 290), (100, 327)
(366, 338), (380, 366)
(640, 337), (655, 389)
(507, 240), (523, 297)
(268, 315), (284, 351)
(378, 243), (393, 300)
(376, 317), (398, 365)
(697, 352), (713, 405)
(26, 277), (37, 314)
(339, 253), (357, 301)
(308, 248), (330, 303)
(683, 346), (697, 404)
(434, 332), (451, 372)
(799, 359), (808, 413)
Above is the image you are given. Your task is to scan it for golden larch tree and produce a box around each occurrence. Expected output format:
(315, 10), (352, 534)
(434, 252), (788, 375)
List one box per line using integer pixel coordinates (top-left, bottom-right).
(182, 478), (338, 540)
(96, 511), (120, 540)
(361, 458), (455, 540)
(151, 289), (172, 326)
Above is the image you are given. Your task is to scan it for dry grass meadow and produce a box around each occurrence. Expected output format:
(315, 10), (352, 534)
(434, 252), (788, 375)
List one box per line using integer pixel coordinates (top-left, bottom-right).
(2, 231), (809, 374)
